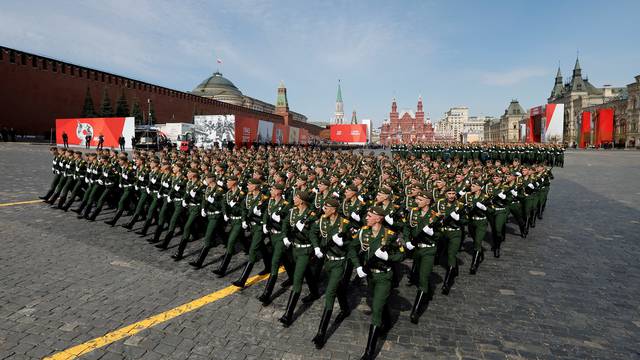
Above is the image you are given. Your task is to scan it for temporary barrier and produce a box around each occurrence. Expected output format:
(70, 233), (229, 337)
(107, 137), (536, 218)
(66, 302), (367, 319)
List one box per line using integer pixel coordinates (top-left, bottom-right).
(330, 124), (368, 143)
(56, 117), (135, 149)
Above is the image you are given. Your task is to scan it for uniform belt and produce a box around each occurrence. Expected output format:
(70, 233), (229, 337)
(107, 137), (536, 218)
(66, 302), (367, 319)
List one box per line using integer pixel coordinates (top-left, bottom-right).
(270, 229), (281, 234)
(208, 211), (221, 215)
(188, 203), (199, 207)
(230, 216), (242, 220)
(152, 190), (159, 193)
(494, 207), (505, 210)
(442, 227), (459, 231)
(371, 268), (390, 273)
(417, 243), (435, 248)
(472, 216), (486, 220)
(327, 255), (345, 261)
(293, 243), (311, 248)
(122, 184), (132, 188)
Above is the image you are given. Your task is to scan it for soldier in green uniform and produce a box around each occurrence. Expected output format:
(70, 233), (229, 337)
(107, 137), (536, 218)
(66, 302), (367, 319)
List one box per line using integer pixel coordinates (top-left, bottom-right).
(257, 183), (293, 305)
(212, 175), (245, 277)
(349, 206), (404, 360)
(147, 163), (183, 244)
(464, 180), (490, 274)
(171, 168), (204, 260)
(59, 151), (88, 211)
(82, 155), (117, 221)
(521, 167), (538, 232)
(105, 154), (135, 226)
(437, 188), (464, 295)
(505, 171), (527, 238)
(122, 157), (158, 230)
(41, 147), (64, 201)
(279, 191), (321, 327)
(232, 178), (270, 288)
(44, 149), (73, 205)
(189, 172), (225, 268)
(309, 198), (353, 348)
(487, 173), (509, 257)
(137, 164), (171, 236)
(404, 191), (440, 323)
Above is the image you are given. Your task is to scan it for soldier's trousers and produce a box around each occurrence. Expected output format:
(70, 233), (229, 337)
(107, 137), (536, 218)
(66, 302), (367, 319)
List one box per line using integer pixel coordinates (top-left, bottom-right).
(269, 233), (294, 279)
(144, 196), (161, 223)
(155, 199), (173, 229)
(468, 219), (488, 251)
(64, 179), (84, 205)
(57, 178), (76, 203)
(53, 176), (70, 196)
(94, 186), (113, 212)
(131, 191), (150, 218)
(202, 215), (222, 247)
(166, 203), (185, 234)
(322, 258), (348, 310)
(522, 196), (536, 221)
(224, 221), (244, 254)
(44, 174), (62, 197)
(538, 187), (549, 213)
(442, 229), (462, 266)
(489, 209), (508, 246)
(292, 246), (316, 294)
(116, 187), (132, 212)
(247, 225), (270, 264)
(508, 202), (524, 226)
(368, 271), (392, 327)
(179, 206), (200, 241)
(413, 245), (436, 293)
(84, 184), (102, 207)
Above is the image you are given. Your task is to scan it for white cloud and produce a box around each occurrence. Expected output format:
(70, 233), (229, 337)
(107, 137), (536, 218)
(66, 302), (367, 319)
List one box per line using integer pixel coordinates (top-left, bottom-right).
(481, 67), (548, 86)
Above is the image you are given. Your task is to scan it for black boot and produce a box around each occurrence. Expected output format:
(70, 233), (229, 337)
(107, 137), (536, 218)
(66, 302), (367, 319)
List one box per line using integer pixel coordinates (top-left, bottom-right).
(105, 209), (123, 226)
(122, 214), (139, 230)
(312, 307), (333, 349)
(171, 237), (189, 261)
(72, 202), (85, 214)
(232, 262), (254, 288)
(87, 207), (102, 221)
(258, 247), (271, 275)
(189, 247), (210, 268)
(441, 266), (456, 295)
(80, 204), (92, 219)
(257, 274), (277, 305)
(407, 260), (418, 286)
(334, 287), (351, 322)
(212, 251), (232, 277)
(530, 214), (536, 228)
(148, 225), (163, 244)
(301, 269), (320, 303)
(278, 291), (300, 327)
(493, 244), (501, 258)
(136, 219), (151, 236)
(470, 250), (481, 275)
(410, 290), (426, 324)
(155, 231), (174, 250)
(280, 278), (293, 288)
(46, 192), (60, 205)
(360, 325), (380, 360)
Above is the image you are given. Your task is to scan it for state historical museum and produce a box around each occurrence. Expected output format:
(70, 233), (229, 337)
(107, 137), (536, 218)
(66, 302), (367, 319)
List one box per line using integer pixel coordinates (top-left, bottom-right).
(379, 96), (434, 145)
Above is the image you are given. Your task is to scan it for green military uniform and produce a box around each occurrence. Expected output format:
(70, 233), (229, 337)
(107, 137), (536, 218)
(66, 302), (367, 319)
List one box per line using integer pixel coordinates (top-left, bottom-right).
(189, 180), (225, 268)
(212, 182), (245, 277)
(463, 189), (490, 274)
(436, 195), (464, 295)
(172, 178), (204, 260)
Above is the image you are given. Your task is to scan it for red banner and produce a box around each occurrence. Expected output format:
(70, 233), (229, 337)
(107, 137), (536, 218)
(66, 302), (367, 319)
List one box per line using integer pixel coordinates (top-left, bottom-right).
(56, 117), (134, 148)
(595, 108), (614, 146)
(330, 124), (367, 143)
(580, 112), (591, 148)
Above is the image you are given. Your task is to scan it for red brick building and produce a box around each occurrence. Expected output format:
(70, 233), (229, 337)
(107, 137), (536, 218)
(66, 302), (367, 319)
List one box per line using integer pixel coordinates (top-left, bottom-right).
(0, 46), (319, 143)
(379, 96), (434, 145)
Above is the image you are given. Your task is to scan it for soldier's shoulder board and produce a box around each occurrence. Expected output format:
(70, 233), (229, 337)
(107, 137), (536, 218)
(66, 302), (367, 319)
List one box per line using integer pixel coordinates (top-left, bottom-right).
(387, 229), (395, 235)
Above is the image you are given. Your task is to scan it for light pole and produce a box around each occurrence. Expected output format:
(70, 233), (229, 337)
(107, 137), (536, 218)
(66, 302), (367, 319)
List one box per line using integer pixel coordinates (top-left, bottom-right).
(147, 98), (152, 126)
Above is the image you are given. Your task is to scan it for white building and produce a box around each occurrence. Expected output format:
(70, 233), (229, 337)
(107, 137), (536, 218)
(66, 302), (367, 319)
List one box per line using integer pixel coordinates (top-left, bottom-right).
(435, 106), (469, 141)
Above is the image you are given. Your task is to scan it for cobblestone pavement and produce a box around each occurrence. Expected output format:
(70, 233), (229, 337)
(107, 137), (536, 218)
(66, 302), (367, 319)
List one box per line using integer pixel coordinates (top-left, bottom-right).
(0, 143), (639, 360)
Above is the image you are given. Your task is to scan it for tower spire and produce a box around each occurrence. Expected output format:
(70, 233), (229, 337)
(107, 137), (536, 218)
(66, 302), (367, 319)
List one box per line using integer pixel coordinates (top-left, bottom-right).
(351, 109), (357, 124)
(334, 80), (344, 124)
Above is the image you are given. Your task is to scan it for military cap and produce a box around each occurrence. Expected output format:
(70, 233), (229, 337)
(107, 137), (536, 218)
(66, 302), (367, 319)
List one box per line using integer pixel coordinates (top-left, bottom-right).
(345, 184), (358, 192)
(324, 198), (339, 208)
(369, 206), (386, 216)
(150, 157), (160, 163)
(318, 178), (331, 187)
(227, 174), (239, 181)
(469, 178), (483, 186)
(378, 187), (392, 195)
(354, 174), (366, 181)
(296, 190), (314, 203)
(248, 178), (263, 185)
(297, 174), (308, 182)
(415, 190), (433, 200)
(271, 183), (285, 191)
(206, 172), (215, 178)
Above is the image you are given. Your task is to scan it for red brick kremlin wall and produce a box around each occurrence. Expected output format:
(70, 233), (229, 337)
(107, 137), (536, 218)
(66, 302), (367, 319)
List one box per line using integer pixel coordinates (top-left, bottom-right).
(0, 46), (318, 142)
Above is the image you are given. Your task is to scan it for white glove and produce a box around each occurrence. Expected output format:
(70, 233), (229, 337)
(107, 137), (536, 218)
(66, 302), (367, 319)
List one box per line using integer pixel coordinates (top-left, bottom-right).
(97, 179), (104, 185)
(135, 185), (139, 190)
(207, 196), (215, 203)
(375, 248), (389, 261)
(263, 224), (268, 234)
(182, 200), (187, 207)
(356, 266), (367, 278)
(458, 190), (465, 196)
(312, 188), (318, 193)
(216, 180), (223, 187)
(174, 185), (180, 191)
(242, 221), (248, 229)
(271, 213), (281, 222)
(510, 189), (518, 196)
(295, 220), (304, 231)
(405, 241), (415, 250)
(162, 182), (169, 187)
(314, 247), (323, 258)
(224, 214), (229, 222)
(528, 183), (534, 189)
(118, 183), (123, 188)
(476, 202), (487, 211)
(167, 196), (172, 202)
(151, 178), (157, 184)
(357, 195), (364, 202)
(253, 207), (261, 216)
(332, 191), (339, 197)
(515, 172), (522, 177)
(384, 214), (394, 225)
(201, 209), (206, 217)
(422, 225), (434, 236)
(283, 237), (291, 247)
(498, 192), (506, 199)
(332, 233), (343, 246)
(190, 190), (197, 197)
(450, 211), (460, 221)
(229, 201), (236, 207)
(202, 179), (208, 186)
(350, 212), (361, 222)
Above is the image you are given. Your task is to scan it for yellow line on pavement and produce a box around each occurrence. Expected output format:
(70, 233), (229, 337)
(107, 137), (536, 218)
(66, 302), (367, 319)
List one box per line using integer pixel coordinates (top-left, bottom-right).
(0, 199), (43, 207)
(44, 268), (284, 360)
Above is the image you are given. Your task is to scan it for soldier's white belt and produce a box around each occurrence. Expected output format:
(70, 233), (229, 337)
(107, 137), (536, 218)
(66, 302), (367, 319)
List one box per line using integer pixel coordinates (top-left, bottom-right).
(293, 243), (311, 248)
(494, 207), (506, 211)
(270, 229), (281, 234)
(122, 184), (132, 188)
(417, 243), (435, 248)
(442, 227), (459, 231)
(207, 211), (221, 215)
(471, 216), (486, 221)
(327, 255), (345, 261)
(187, 203), (199, 207)
(229, 216), (242, 220)
(371, 268), (390, 273)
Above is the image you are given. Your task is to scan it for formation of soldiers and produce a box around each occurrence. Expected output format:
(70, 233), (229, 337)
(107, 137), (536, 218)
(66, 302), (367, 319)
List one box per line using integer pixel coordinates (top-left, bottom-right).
(41, 143), (556, 360)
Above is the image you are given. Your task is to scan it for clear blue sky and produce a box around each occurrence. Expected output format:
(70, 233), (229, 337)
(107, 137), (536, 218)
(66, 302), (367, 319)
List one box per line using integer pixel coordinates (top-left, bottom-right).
(2, 1), (639, 127)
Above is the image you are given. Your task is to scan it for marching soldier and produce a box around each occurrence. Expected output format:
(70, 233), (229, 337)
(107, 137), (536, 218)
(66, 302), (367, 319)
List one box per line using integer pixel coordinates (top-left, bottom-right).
(105, 154), (135, 226)
(464, 180), (490, 274)
(171, 168), (204, 260)
(189, 172), (225, 269)
(437, 188), (464, 295)
(212, 175), (245, 277)
(487, 173), (509, 257)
